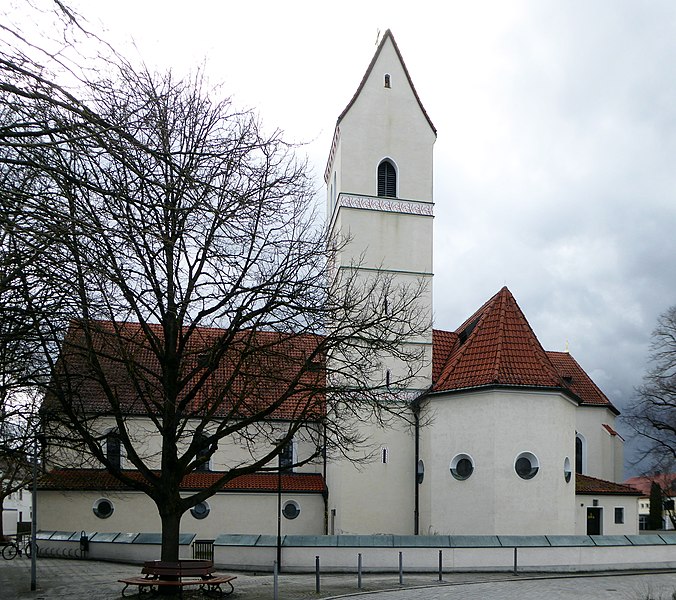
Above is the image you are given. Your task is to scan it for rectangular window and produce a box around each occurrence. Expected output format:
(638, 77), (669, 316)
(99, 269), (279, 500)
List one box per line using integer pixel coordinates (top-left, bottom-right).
(614, 507), (624, 524)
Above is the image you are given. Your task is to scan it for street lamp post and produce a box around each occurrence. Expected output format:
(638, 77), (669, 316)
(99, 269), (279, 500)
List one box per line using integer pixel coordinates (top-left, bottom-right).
(276, 455), (282, 571)
(30, 434), (38, 591)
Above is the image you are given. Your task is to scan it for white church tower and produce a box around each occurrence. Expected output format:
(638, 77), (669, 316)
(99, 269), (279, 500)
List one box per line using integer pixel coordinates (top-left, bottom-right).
(324, 30), (436, 534)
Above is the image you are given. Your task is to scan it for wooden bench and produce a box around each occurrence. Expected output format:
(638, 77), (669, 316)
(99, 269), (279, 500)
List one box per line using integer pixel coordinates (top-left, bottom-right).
(119, 559), (236, 597)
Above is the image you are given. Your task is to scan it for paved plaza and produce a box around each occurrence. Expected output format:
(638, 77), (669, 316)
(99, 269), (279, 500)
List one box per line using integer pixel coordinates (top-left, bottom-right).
(1, 557), (675, 600)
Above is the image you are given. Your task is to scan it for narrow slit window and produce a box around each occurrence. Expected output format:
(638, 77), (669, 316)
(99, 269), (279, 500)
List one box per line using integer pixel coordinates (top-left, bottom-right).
(381, 447), (389, 464)
(384, 73), (391, 88)
(377, 160), (397, 197)
(106, 431), (121, 470)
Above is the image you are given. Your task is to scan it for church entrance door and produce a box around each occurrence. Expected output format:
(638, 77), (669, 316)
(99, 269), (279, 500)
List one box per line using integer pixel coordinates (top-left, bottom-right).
(586, 507), (602, 535)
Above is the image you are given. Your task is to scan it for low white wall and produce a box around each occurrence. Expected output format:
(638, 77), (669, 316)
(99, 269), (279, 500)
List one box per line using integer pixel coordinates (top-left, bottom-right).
(32, 532), (676, 573)
(215, 542), (676, 573)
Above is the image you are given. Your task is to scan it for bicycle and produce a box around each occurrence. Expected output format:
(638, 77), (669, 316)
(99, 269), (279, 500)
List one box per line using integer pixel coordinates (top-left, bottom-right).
(1, 538), (36, 560)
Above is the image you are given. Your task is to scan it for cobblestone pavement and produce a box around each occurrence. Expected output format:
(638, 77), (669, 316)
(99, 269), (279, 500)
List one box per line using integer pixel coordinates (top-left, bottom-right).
(1, 557), (675, 600)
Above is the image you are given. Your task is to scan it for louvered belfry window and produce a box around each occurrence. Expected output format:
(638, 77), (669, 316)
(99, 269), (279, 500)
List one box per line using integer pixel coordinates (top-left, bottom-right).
(377, 160), (396, 197)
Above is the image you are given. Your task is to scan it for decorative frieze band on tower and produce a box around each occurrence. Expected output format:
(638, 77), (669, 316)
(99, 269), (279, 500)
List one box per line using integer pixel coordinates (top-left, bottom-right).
(336, 194), (434, 217)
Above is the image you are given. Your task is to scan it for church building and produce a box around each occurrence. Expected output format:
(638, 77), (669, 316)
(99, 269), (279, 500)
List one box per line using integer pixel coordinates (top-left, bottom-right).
(37, 31), (639, 538)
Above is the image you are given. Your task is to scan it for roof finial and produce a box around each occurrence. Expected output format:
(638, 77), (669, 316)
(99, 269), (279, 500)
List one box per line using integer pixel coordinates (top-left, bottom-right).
(375, 28), (381, 46)
(565, 339), (570, 353)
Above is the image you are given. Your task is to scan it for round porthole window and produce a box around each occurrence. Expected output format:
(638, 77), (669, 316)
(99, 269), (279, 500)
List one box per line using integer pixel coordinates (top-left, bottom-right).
(564, 457), (572, 483)
(190, 501), (210, 520)
(450, 453), (474, 481)
(93, 497), (114, 519)
(282, 500), (300, 520)
(515, 452), (539, 480)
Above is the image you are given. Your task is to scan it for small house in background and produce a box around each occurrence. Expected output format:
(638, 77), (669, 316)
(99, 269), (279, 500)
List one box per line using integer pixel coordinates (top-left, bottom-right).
(2, 487), (32, 537)
(625, 473), (676, 530)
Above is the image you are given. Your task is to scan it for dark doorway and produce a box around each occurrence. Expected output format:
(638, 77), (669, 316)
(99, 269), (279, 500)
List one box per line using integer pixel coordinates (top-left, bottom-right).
(586, 507), (602, 535)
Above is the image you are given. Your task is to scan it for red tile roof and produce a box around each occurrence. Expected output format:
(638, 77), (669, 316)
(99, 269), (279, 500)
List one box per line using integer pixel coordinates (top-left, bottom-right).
(52, 288), (615, 420)
(576, 474), (642, 496)
(547, 351), (618, 413)
(38, 468), (326, 493)
(430, 288), (616, 412)
(432, 329), (458, 383)
(624, 473), (676, 497)
(433, 287), (563, 393)
(50, 320), (325, 420)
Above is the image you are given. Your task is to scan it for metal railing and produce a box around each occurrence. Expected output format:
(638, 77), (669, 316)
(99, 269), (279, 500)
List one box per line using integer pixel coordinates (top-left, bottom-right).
(192, 539), (214, 561)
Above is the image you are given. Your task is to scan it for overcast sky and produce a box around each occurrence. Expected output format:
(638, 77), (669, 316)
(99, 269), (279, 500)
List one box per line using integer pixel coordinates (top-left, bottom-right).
(51, 1), (676, 473)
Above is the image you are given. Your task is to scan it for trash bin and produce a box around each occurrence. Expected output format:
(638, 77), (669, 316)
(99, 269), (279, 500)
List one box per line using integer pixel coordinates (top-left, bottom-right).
(79, 531), (89, 554)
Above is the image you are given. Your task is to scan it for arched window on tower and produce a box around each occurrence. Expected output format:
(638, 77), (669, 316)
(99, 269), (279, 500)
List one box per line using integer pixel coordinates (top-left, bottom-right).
(377, 160), (397, 198)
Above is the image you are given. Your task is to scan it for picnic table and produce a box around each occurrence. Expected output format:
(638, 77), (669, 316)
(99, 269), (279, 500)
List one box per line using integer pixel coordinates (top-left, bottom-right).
(119, 559), (236, 597)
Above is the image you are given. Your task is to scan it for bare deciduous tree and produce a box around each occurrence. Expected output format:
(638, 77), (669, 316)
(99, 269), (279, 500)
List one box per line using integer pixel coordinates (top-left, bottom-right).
(626, 305), (676, 471)
(0, 2), (429, 560)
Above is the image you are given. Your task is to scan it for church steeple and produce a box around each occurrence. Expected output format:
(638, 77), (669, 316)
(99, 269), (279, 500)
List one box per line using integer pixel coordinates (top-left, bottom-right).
(325, 30), (436, 393)
(325, 29), (436, 221)
(323, 32), (436, 536)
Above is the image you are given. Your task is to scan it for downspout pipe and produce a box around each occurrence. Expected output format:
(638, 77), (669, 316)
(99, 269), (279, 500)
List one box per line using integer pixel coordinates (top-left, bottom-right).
(412, 387), (431, 536)
(414, 405), (420, 535)
(322, 423), (328, 534)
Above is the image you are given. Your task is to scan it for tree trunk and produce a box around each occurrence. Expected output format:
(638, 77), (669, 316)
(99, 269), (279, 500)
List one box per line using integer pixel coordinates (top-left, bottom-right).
(157, 507), (182, 596)
(160, 508), (181, 562)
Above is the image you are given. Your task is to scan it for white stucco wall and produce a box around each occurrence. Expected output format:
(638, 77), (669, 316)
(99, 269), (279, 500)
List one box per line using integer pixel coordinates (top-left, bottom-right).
(326, 415), (416, 535)
(420, 389), (578, 535)
(47, 416), (324, 476)
(337, 208), (433, 274)
(576, 407), (623, 481)
(37, 489), (325, 537)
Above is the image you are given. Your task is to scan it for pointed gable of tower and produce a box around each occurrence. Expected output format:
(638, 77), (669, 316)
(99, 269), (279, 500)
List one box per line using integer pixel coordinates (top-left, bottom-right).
(434, 287), (564, 392)
(335, 29), (436, 134)
(324, 30), (436, 207)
